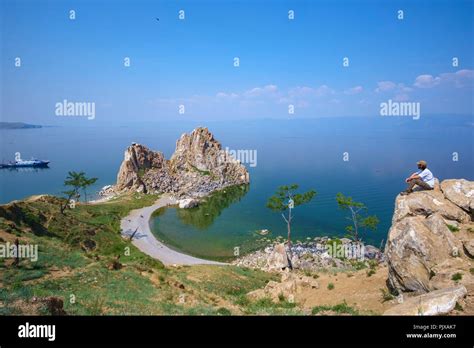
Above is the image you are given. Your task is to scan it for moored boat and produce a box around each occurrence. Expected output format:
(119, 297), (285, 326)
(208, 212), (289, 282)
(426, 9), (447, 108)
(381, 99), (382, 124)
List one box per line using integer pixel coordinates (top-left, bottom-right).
(0, 152), (50, 168)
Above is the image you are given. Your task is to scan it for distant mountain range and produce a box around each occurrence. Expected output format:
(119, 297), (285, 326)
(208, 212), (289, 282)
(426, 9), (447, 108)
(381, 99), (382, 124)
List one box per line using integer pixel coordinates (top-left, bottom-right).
(0, 122), (42, 129)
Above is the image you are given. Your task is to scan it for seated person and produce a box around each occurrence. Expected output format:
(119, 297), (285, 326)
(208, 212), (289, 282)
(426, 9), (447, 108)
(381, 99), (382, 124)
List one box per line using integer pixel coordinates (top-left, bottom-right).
(401, 160), (435, 195)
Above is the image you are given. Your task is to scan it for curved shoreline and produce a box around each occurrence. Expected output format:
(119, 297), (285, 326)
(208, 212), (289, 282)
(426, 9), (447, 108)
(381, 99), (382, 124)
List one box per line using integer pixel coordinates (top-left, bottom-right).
(120, 195), (227, 266)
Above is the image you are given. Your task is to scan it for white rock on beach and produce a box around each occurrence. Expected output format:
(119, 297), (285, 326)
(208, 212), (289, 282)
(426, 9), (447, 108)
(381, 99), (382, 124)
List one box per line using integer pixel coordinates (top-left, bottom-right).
(98, 185), (115, 197)
(178, 198), (199, 209)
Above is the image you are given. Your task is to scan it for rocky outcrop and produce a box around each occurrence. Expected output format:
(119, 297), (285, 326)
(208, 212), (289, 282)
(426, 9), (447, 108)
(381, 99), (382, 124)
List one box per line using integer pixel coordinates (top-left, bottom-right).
(383, 286), (467, 315)
(114, 128), (250, 197)
(386, 179), (474, 295)
(115, 143), (172, 194)
(266, 243), (291, 270)
(440, 179), (474, 215)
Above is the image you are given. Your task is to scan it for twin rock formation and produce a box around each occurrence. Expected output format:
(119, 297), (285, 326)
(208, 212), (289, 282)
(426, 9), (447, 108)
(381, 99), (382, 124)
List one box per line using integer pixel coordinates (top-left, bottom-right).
(115, 127), (249, 198)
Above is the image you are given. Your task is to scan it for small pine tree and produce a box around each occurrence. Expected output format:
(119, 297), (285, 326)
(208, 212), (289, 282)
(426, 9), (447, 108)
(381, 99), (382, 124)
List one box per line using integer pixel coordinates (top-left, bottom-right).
(266, 184), (316, 247)
(336, 193), (379, 242)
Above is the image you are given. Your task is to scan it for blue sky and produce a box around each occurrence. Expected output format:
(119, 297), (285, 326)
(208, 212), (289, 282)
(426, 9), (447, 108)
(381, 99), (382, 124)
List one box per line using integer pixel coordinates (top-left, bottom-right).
(1, 0), (473, 123)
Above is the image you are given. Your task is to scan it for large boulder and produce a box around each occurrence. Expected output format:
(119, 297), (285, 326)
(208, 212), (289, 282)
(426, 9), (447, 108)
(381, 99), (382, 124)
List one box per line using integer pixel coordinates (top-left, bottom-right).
(386, 214), (460, 292)
(386, 179), (474, 294)
(114, 128), (250, 197)
(393, 189), (470, 224)
(383, 286), (467, 315)
(266, 243), (290, 270)
(441, 179), (474, 215)
(463, 239), (474, 258)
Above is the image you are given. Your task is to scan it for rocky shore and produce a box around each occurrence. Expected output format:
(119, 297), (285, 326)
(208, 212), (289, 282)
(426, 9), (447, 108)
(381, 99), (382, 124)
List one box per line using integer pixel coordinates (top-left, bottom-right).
(233, 237), (384, 272)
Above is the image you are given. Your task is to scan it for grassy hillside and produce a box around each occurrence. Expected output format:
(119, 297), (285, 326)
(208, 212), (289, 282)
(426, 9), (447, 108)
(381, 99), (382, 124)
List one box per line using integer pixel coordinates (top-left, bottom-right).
(0, 194), (299, 315)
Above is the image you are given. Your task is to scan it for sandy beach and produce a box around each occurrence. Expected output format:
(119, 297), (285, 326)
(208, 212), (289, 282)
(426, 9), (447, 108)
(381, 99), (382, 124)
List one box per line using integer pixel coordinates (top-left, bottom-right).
(120, 195), (226, 266)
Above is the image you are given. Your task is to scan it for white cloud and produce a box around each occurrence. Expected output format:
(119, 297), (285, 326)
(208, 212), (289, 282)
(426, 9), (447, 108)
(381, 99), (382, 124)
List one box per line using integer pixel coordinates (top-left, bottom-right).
(288, 85), (335, 98)
(216, 92), (239, 99)
(243, 84), (279, 98)
(288, 86), (316, 97)
(414, 74), (441, 88)
(314, 85), (335, 97)
(344, 86), (363, 95)
(414, 69), (473, 89)
(149, 69), (473, 117)
(375, 81), (397, 92)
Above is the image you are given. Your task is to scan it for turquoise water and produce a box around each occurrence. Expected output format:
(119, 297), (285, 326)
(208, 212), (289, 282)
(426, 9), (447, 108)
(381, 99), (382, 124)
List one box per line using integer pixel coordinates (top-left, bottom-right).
(1, 117), (473, 260)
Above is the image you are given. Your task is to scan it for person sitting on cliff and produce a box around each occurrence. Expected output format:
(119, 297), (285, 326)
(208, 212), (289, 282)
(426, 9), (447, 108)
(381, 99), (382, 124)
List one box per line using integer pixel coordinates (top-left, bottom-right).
(401, 160), (435, 195)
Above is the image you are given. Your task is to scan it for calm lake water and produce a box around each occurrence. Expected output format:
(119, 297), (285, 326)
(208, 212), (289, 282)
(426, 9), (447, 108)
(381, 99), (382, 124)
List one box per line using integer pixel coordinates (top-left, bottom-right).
(1, 116), (473, 260)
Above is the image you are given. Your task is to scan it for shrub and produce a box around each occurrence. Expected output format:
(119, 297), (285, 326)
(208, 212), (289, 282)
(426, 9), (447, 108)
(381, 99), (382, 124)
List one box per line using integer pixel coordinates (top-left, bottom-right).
(380, 288), (395, 303)
(446, 224), (459, 232)
(216, 307), (232, 316)
(366, 269), (376, 277)
(451, 273), (463, 282)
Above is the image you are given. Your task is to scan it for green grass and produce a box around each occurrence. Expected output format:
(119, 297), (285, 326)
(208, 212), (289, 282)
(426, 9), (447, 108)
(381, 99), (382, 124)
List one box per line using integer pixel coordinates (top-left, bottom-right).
(349, 260), (368, 271)
(311, 301), (359, 315)
(240, 297), (301, 315)
(327, 283), (335, 290)
(451, 272), (463, 282)
(0, 194), (287, 315)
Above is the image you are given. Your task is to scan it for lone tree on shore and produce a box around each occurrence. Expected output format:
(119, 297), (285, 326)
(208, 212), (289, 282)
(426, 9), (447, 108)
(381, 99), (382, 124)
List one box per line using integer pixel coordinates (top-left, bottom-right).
(336, 193), (379, 242)
(266, 184), (316, 248)
(81, 175), (98, 203)
(60, 171), (98, 213)
(60, 171), (83, 214)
